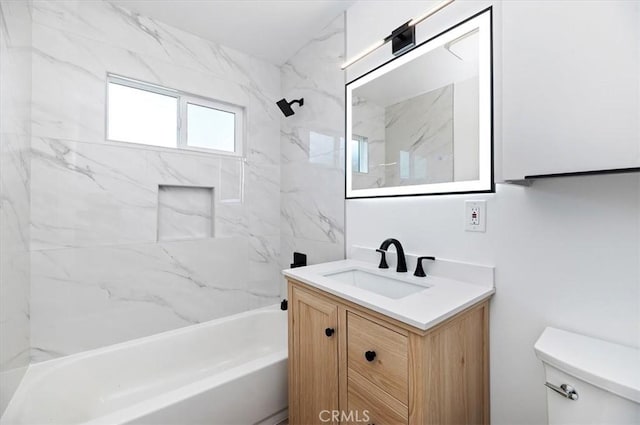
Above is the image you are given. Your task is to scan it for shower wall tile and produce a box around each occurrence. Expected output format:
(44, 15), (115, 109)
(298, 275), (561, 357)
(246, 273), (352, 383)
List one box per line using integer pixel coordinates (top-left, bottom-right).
(219, 158), (244, 202)
(280, 13), (346, 293)
(31, 22), (254, 144)
(0, 0), (31, 412)
(29, 0), (280, 361)
(31, 237), (249, 362)
(30, 137), (157, 250)
(158, 186), (214, 241)
(384, 86), (454, 185)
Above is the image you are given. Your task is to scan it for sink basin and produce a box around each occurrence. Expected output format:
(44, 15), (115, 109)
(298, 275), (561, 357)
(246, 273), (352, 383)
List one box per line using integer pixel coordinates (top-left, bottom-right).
(323, 268), (429, 299)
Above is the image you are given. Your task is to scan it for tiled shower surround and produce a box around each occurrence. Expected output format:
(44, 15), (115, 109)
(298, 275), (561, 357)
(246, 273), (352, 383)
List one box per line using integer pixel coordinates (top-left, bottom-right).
(0, 0), (32, 409)
(280, 14), (346, 279)
(28, 0), (282, 362)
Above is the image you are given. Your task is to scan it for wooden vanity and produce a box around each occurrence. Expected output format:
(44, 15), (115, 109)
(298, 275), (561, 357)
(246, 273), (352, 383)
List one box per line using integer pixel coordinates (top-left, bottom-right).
(287, 278), (490, 425)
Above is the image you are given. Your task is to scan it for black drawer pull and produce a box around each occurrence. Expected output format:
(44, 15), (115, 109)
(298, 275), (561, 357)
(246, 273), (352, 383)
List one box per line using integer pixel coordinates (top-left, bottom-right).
(365, 350), (376, 362)
(325, 327), (335, 337)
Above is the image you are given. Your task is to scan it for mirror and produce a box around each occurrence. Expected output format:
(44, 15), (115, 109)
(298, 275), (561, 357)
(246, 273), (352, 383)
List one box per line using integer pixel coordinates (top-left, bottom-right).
(346, 9), (493, 198)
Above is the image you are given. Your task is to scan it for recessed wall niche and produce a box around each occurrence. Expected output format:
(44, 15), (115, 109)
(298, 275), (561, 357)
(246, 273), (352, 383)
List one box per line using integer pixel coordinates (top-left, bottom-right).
(157, 185), (214, 241)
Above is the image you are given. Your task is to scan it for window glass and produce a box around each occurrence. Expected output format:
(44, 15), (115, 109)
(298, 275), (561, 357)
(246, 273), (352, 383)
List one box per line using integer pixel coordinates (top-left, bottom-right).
(351, 135), (369, 173)
(107, 82), (177, 148)
(187, 103), (235, 152)
(106, 75), (243, 155)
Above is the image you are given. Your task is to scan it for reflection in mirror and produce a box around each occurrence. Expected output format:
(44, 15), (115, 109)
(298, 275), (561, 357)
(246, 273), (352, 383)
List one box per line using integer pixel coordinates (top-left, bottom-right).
(346, 8), (492, 198)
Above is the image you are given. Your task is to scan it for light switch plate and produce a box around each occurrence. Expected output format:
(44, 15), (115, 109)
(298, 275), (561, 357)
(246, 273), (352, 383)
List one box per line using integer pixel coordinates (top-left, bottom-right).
(465, 200), (486, 232)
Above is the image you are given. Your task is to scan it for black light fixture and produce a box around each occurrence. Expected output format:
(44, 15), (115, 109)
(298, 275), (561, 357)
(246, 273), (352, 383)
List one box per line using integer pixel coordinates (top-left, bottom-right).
(341, 0), (454, 69)
(385, 22), (416, 56)
(276, 98), (304, 117)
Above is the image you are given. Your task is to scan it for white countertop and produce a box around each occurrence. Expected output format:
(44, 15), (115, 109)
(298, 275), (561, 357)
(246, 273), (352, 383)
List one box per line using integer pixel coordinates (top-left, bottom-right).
(283, 258), (495, 331)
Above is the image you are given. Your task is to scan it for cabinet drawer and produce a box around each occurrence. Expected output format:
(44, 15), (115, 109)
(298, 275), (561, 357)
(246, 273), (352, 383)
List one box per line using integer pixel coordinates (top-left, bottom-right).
(347, 311), (408, 404)
(347, 372), (408, 425)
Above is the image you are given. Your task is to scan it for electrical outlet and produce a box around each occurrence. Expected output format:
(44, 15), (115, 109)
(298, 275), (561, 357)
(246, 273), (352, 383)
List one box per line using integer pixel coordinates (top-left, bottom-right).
(465, 200), (486, 232)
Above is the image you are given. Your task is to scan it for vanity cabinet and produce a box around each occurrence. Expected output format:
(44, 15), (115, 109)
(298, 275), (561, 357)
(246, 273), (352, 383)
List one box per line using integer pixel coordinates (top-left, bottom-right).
(287, 279), (490, 425)
(501, 1), (639, 180)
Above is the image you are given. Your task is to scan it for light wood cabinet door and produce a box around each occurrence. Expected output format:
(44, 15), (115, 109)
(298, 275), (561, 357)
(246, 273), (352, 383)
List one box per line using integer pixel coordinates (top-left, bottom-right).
(289, 285), (339, 425)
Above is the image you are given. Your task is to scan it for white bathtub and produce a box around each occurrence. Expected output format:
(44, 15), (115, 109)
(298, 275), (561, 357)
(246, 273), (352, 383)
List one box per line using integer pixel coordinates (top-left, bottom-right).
(1, 305), (288, 425)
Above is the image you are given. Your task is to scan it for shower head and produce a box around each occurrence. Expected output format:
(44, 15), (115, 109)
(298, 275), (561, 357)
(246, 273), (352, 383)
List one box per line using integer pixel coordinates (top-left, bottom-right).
(276, 98), (304, 117)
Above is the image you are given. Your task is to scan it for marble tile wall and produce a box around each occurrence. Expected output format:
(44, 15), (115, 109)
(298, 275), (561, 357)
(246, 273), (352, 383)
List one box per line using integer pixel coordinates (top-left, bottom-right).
(280, 14), (346, 291)
(29, 0), (281, 361)
(385, 85), (454, 186)
(157, 186), (214, 241)
(0, 0), (32, 413)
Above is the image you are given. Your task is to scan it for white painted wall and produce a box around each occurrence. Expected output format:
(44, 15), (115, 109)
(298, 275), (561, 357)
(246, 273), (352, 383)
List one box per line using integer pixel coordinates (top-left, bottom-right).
(346, 1), (640, 423)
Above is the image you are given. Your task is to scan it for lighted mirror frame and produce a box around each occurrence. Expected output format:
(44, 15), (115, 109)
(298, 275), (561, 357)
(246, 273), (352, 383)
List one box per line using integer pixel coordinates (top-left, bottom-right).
(345, 8), (493, 199)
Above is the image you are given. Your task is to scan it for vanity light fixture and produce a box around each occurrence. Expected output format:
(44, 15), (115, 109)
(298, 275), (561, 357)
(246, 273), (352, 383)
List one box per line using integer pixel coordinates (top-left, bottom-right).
(340, 0), (454, 69)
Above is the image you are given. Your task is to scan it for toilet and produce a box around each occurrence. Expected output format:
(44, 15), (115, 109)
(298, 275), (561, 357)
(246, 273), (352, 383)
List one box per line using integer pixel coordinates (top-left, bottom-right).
(535, 327), (640, 425)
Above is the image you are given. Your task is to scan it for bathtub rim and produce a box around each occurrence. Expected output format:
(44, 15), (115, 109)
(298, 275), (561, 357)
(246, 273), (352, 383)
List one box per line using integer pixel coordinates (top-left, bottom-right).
(1, 303), (287, 425)
(30, 303), (284, 370)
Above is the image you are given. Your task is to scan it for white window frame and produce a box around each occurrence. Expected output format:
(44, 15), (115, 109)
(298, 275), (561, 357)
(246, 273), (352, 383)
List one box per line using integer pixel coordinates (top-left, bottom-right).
(106, 73), (245, 157)
(351, 134), (369, 174)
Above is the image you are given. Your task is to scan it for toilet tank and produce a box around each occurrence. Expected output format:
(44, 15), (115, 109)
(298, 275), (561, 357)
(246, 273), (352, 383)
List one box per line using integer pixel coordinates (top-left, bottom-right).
(534, 327), (640, 425)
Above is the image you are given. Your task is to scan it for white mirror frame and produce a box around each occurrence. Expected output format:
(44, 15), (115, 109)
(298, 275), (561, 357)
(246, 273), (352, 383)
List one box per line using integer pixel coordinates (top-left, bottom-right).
(345, 8), (493, 199)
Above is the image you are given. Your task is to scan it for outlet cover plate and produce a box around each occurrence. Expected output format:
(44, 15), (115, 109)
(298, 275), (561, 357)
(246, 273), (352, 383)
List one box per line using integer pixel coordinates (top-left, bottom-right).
(465, 200), (486, 232)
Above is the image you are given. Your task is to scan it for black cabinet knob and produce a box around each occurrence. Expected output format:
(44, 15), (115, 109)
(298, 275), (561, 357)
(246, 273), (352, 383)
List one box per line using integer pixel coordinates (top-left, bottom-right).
(325, 327), (335, 337)
(365, 350), (376, 362)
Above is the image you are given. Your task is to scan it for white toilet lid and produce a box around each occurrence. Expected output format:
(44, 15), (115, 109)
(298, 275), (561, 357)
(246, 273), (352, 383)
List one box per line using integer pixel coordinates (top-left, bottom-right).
(534, 327), (640, 404)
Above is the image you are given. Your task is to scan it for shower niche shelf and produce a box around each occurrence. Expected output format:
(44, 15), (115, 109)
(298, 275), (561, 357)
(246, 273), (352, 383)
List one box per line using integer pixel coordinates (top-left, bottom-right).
(157, 185), (214, 241)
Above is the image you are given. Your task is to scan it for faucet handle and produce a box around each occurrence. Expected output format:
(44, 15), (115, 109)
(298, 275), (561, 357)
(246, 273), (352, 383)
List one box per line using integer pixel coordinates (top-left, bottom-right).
(376, 249), (389, 269)
(414, 256), (435, 277)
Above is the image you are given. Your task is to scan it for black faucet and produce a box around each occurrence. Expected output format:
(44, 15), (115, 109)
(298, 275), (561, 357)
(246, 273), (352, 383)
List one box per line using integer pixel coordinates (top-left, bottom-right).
(377, 238), (407, 272)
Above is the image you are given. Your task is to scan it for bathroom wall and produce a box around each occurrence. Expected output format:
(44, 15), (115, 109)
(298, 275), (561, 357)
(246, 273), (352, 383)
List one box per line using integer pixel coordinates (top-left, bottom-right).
(280, 14), (345, 288)
(345, 1), (639, 424)
(0, 0), (32, 413)
(29, 0), (281, 362)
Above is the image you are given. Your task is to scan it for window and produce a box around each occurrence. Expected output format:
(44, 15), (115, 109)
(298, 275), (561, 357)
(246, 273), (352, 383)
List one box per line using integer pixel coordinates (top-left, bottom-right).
(107, 74), (243, 155)
(351, 135), (368, 173)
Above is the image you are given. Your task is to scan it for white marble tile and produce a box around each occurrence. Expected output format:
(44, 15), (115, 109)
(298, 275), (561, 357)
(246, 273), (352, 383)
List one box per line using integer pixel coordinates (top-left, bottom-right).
(246, 163), (280, 229)
(30, 137), (157, 250)
(27, 0), (282, 364)
(281, 160), (345, 243)
(0, 0), (32, 409)
(31, 21), (254, 144)
(246, 113), (281, 168)
(158, 186), (213, 241)
(0, 0), (32, 136)
(31, 237), (251, 361)
(146, 149), (220, 188)
(31, 0), (280, 91)
(0, 249), (30, 369)
(280, 14), (346, 270)
(0, 48), (31, 136)
(219, 157), (244, 202)
(384, 85), (454, 185)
